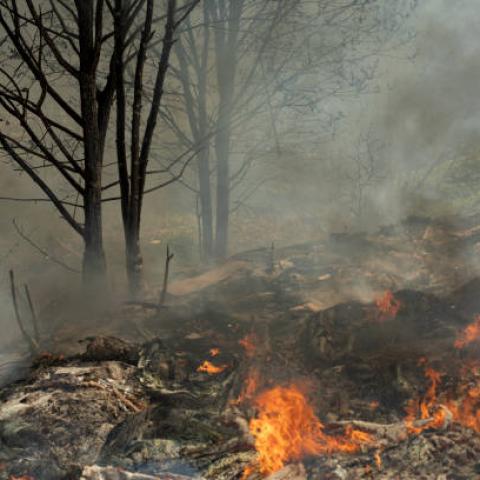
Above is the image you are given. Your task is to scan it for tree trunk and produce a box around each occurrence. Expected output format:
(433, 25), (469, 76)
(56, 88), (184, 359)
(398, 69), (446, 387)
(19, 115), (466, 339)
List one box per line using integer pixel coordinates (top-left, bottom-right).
(77, 1), (107, 288)
(212, 0), (242, 259)
(125, 224), (143, 296)
(198, 147), (214, 259)
(214, 123), (231, 259)
(83, 181), (106, 285)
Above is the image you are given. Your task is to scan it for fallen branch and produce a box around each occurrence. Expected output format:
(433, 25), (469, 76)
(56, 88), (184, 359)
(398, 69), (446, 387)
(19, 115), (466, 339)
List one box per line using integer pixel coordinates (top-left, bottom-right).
(329, 411), (452, 444)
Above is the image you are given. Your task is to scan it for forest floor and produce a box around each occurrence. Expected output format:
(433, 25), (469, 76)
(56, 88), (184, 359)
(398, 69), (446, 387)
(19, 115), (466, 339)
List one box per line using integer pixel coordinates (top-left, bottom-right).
(2, 215), (480, 479)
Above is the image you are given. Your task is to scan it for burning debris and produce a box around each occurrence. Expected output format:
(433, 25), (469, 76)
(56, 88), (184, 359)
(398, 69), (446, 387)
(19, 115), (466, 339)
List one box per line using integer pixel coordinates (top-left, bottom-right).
(243, 384), (373, 476)
(196, 360), (228, 374)
(375, 290), (402, 321)
(454, 314), (480, 349)
(4, 232), (480, 479)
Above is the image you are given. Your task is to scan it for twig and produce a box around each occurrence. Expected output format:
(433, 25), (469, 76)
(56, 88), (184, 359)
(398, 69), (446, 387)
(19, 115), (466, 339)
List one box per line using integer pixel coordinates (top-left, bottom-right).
(24, 284), (39, 343)
(12, 219), (80, 273)
(9, 270), (38, 354)
(159, 244), (174, 306)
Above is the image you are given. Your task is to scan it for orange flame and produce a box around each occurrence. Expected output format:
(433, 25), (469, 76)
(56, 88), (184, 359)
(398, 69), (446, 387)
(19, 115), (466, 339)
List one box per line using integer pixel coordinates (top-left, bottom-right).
(455, 315), (480, 349)
(374, 450), (382, 470)
(403, 365), (480, 435)
(404, 367), (447, 434)
(196, 360), (227, 374)
(245, 384), (373, 476)
(375, 290), (401, 320)
(239, 333), (257, 357)
(209, 347), (221, 357)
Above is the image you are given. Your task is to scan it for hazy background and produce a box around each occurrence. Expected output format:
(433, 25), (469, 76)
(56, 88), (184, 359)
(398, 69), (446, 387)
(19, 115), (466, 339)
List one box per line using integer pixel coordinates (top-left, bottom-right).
(1, 0), (479, 344)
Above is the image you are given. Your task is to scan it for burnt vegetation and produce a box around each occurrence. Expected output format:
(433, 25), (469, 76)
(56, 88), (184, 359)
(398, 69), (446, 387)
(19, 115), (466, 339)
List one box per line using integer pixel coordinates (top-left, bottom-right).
(2, 1), (480, 480)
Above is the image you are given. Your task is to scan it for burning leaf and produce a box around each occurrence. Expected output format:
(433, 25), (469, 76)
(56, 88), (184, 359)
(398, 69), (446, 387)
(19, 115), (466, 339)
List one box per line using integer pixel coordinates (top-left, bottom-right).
(196, 360), (227, 374)
(454, 315), (480, 349)
(375, 290), (401, 320)
(245, 384), (373, 476)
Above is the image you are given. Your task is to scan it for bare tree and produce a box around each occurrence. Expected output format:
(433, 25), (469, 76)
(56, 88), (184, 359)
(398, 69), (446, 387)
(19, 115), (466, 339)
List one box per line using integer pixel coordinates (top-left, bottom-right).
(161, 0), (294, 260)
(0, 0), (197, 294)
(112, 0), (198, 296)
(0, 0), (120, 285)
(161, 0), (414, 260)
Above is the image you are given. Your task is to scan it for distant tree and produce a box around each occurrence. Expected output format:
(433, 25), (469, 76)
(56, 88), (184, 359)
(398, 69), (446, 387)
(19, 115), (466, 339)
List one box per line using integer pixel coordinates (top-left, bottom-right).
(161, 0), (415, 260)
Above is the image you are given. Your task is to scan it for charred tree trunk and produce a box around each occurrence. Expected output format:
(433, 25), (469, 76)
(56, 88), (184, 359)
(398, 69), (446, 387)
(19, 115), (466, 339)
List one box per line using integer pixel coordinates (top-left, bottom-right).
(113, 0), (187, 298)
(78, 1), (107, 286)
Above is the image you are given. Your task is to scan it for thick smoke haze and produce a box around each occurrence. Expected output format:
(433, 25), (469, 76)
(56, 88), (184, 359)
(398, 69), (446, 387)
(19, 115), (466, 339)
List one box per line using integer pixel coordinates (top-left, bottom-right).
(1, 1), (480, 353)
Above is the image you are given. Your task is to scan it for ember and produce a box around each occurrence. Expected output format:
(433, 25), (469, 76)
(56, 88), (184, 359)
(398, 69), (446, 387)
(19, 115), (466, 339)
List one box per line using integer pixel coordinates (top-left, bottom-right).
(196, 360), (227, 374)
(244, 384), (374, 476)
(209, 347), (221, 357)
(454, 315), (480, 349)
(375, 290), (401, 320)
(239, 333), (257, 357)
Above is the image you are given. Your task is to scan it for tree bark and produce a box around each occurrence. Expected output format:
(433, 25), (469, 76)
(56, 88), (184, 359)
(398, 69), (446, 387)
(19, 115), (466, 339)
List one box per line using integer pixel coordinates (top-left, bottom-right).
(212, 0), (243, 259)
(198, 147), (214, 259)
(77, 1), (107, 286)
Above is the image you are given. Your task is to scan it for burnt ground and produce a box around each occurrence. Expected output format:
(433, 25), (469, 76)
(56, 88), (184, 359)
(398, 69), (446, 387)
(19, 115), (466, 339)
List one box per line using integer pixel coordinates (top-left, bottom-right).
(3, 215), (480, 479)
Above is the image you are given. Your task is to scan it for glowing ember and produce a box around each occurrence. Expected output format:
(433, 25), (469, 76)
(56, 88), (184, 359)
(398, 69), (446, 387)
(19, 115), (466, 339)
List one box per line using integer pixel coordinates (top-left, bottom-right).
(375, 290), (401, 320)
(374, 450), (382, 470)
(196, 360), (227, 374)
(239, 333), (257, 357)
(245, 384), (373, 476)
(454, 315), (480, 349)
(209, 347), (221, 357)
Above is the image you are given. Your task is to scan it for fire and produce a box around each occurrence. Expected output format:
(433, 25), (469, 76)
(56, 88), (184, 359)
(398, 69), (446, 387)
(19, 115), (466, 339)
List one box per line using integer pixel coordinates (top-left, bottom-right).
(196, 360), (227, 374)
(404, 367), (447, 434)
(245, 384), (373, 476)
(232, 368), (260, 405)
(404, 364), (480, 435)
(239, 333), (257, 357)
(375, 290), (401, 320)
(454, 315), (480, 349)
(374, 450), (382, 470)
(209, 347), (220, 357)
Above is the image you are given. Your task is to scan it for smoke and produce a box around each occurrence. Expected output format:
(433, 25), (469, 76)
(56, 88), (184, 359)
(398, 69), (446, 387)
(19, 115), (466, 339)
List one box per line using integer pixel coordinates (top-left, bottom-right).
(375, 0), (480, 220)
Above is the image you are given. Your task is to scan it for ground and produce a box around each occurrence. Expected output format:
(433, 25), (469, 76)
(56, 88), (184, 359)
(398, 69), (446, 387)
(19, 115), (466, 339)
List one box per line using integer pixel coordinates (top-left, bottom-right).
(2, 215), (480, 479)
